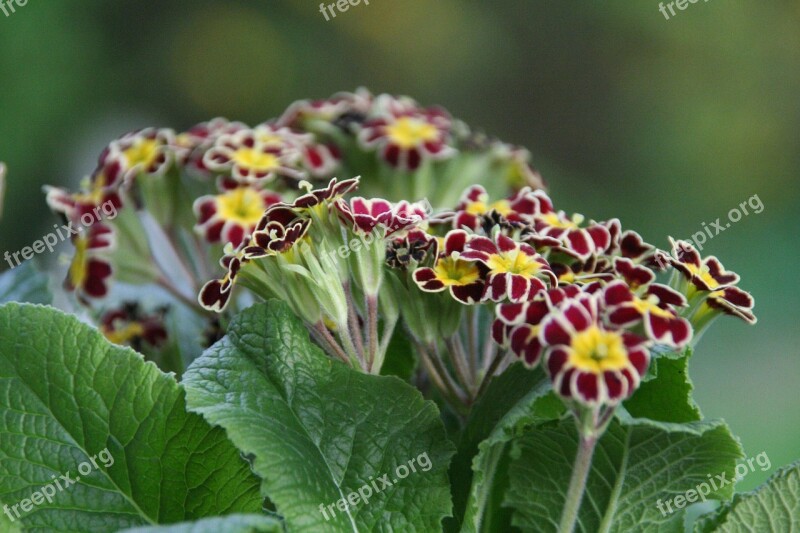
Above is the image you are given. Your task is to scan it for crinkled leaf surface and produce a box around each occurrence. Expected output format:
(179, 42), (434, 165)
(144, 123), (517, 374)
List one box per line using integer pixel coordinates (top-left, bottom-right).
(694, 460), (800, 532)
(0, 303), (263, 532)
(183, 300), (456, 532)
(505, 415), (743, 533)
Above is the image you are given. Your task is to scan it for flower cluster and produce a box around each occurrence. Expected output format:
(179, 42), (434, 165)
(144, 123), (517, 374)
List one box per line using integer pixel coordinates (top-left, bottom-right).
(42, 89), (757, 423)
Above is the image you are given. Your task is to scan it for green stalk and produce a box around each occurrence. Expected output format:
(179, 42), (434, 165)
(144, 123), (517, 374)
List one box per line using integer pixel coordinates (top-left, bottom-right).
(558, 434), (598, 533)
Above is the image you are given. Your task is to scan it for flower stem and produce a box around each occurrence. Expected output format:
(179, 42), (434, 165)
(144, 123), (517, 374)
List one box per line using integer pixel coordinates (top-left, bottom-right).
(366, 294), (379, 372)
(475, 349), (506, 399)
(445, 337), (473, 394)
(467, 306), (480, 382)
(558, 434), (598, 533)
(312, 322), (351, 365)
(343, 282), (365, 362)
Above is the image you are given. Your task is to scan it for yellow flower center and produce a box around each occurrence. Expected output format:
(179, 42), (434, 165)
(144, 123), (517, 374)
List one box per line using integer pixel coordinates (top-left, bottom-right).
(568, 326), (629, 373)
(231, 147), (280, 172)
(123, 138), (160, 168)
(433, 257), (481, 286)
(104, 322), (145, 345)
(685, 263), (719, 289)
(631, 295), (674, 318)
(541, 212), (583, 230)
(465, 200), (512, 217)
(68, 236), (89, 288)
(485, 249), (542, 278)
(386, 117), (439, 149)
(216, 188), (267, 226)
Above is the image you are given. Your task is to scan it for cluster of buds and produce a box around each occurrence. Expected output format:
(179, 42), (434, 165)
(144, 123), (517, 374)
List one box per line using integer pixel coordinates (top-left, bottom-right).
(198, 178), (428, 374)
(42, 89), (756, 422)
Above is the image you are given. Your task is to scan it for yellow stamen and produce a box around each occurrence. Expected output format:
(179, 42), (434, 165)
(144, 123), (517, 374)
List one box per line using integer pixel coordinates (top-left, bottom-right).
(631, 295), (674, 319)
(231, 147), (280, 172)
(465, 199), (512, 217)
(68, 237), (89, 288)
(433, 257), (481, 286)
(568, 326), (628, 373)
(485, 249), (542, 278)
(386, 117), (439, 149)
(216, 188), (267, 226)
(104, 322), (145, 345)
(541, 212), (583, 230)
(123, 138), (160, 168)
(685, 263), (720, 289)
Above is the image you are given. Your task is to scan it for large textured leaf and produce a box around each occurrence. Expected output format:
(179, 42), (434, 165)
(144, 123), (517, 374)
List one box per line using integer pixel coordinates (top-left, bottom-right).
(121, 514), (283, 533)
(0, 303), (262, 532)
(694, 460), (800, 532)
(624, 349), (701, 423)
(0, 262), (51, 305)
(448, 364), (563, 533)
(505, 415), (743, 533)
(183, 301), (456, 532)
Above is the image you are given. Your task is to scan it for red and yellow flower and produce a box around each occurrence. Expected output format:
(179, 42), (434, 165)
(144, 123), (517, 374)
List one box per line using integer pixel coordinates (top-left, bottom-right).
(461, 233), (557, 302)
(452, 185), (514, 231)
(109, 128), (176, 180)
(493, 286), (589, 367)
(64, 223), (115, 303)
(242, 205), (311, 259)
(358, 102), (455, 171)
(174, 117), (247, 175)
(336, 197), (427, 236)
(668, 239), (756, 325)
(45, 160), (124, 220)
(203, 129), (303, 184)
(100, 302), (168, 350)
(413, 230), (486, 304)
(541, 293), (651, 405)
(252, 123), (341, 179)
(198, 245), (248, 312)
(193, 187), (282, 247)
(602, 269), (692, 349)
(668, 239), (740, 292)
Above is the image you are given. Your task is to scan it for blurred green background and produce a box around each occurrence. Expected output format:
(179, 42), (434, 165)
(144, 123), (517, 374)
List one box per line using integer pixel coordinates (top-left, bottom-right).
(1, 0), (797, 490)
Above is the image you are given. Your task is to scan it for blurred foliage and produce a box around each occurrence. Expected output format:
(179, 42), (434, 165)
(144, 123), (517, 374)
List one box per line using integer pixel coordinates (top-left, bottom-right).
(0, 0), (797, 490)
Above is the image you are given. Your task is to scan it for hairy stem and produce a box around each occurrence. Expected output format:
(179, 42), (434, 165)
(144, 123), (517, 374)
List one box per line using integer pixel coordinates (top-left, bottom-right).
(312, 322), (351, 365)
(365, 294), (379, 372)
(558, 434), (598, 533)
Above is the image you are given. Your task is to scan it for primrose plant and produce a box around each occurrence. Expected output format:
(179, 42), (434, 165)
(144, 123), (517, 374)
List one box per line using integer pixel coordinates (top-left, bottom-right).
(0, 89), (795, 533)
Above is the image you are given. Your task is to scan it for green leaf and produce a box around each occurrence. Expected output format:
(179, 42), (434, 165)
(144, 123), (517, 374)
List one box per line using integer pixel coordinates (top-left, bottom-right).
(0, 303), (262, 532)
(694, 460), (800, 532)
(0, 262), (51, 305)
(0, 511), (21, 533)
(121, 514), (283, 533)
(183, 300), (456, 532)
(624, 349), (702, 423)
(505, 415), (743, 533)
(448, 364), (563, 532)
